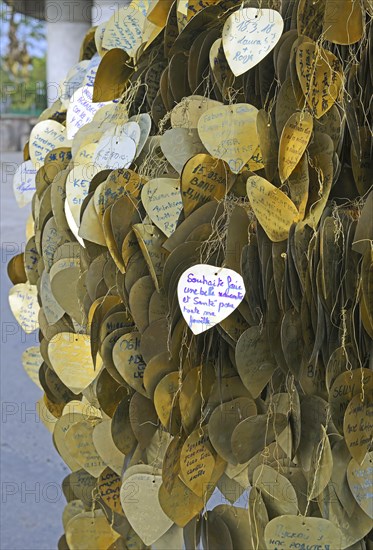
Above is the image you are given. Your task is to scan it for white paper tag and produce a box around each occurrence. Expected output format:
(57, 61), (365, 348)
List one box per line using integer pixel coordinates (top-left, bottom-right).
(66, 85), (111, 140)
(177, 264), (245, 334)
(223, 8), (284, 77)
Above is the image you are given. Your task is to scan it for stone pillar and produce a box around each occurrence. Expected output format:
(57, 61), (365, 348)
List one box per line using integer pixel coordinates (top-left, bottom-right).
(45, 0), (92, 105)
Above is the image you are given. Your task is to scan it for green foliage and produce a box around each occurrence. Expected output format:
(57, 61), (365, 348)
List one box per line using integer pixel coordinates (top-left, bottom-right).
(1, 56), (47, 114)
(0, 0), (47, 114)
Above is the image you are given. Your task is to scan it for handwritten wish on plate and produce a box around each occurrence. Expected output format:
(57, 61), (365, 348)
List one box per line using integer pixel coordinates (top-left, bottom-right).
(180, 428), (215, 496)
(141, 178), (182, 237)
(222, 8), (284, 77)
(279, 111), (313, 183)
(9, 283), (40, 333)
(29, 120), (70, 167)
(198, 104), (259, 173)
(112, 332), (147, 396)
(74, 142), (98, 166)
(65, 164), (100, 229)
(22, 346), (43, 389)
(177, 264), (245, 335)
(97, 468), (123, 514)
(102, 6), (146, 56)
(329, 368), (373, 434)
(246, 175), (299, 242)
(13, 160), (37, 208)
(296, 42), (343, 119)
(181, 154), (231, 216)
(347, 452), (373, 519)
(66, 85), (110, 140)
(81, 53), (101, 88)
(264, 515), (343, 549)
(344, 392), (373, 464)
(65, 418), (106, 477)
(60, 60), (90, 108)
(92, 134), (136, 170)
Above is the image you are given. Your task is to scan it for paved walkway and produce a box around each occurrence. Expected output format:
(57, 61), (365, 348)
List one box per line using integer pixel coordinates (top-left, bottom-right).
(1, 152), (67, 550)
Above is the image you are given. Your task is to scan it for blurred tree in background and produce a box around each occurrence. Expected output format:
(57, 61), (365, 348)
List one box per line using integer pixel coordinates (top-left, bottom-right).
(0, 0), (47, 114)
